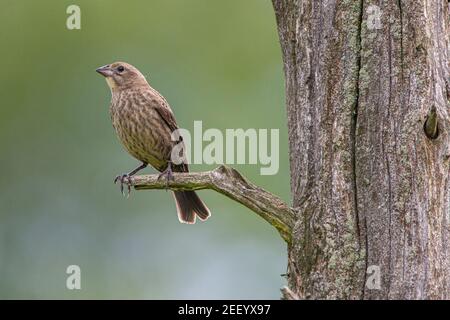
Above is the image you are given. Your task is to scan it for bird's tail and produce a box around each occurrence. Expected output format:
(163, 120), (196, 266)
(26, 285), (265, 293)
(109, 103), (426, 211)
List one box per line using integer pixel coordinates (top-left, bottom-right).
(172, 191), (211, 224)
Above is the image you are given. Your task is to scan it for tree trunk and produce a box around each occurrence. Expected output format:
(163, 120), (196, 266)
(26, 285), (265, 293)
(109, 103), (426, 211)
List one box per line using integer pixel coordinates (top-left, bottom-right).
(273, 0), (450, 299)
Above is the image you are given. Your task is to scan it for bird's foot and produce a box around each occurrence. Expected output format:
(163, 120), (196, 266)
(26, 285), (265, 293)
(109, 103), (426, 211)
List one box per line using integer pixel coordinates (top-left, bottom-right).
(114, 173), (133, 198)
(157, 164), (174, 190)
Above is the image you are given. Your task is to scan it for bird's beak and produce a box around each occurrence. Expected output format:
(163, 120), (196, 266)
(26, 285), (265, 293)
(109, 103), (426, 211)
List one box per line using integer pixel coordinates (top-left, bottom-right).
(96, 65), (113, 77)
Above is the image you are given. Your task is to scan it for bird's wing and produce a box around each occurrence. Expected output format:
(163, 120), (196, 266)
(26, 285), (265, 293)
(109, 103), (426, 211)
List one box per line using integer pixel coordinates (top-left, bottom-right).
(150, 91), (189, 173)
(154, 103), (179, 133)
(148, 88), (179, 132)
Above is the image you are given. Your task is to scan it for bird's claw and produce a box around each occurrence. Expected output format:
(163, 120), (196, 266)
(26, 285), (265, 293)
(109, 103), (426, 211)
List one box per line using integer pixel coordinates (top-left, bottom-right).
(114, 174), (133, 198)
(157, 167), (174, 190)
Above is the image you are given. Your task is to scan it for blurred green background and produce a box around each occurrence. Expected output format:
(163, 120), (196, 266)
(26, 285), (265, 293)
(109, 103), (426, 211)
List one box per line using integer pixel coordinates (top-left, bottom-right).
(0, 0), (289, 299)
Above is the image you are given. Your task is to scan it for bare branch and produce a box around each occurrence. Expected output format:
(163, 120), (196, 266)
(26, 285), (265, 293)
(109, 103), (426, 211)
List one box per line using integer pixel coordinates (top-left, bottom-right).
(131, 165), (296, 243)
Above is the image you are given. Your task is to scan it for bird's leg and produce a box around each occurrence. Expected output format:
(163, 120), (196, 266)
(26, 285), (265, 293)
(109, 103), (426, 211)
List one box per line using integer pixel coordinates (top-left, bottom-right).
(114, 162), (148, 197)
(157, 161), (174, 189)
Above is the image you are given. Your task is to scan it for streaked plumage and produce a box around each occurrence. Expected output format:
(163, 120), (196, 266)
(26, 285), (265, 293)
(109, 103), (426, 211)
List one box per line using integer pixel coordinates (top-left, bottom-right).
(96, 61), (210, 223)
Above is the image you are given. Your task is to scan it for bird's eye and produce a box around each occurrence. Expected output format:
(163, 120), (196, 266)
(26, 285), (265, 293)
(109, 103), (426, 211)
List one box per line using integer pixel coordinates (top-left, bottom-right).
(117, 66), (125, 73)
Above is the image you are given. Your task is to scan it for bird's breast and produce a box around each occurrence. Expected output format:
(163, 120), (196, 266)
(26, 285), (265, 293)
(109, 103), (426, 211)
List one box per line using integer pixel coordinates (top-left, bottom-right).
(109, 90), (174, 170)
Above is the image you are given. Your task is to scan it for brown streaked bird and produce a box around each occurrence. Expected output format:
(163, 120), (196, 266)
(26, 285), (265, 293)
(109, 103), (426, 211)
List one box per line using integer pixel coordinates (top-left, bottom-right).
(96, 61), (210, 224)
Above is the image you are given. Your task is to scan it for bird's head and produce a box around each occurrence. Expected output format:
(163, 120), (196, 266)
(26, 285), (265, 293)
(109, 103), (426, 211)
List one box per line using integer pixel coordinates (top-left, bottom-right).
(96, 62), (148, 91)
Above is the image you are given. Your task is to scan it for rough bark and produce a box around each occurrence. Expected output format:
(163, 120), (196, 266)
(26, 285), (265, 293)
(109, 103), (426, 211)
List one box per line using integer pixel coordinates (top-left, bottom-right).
(273, 0), (450, 299)
(132, 165), (296, 243)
